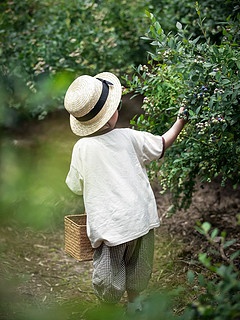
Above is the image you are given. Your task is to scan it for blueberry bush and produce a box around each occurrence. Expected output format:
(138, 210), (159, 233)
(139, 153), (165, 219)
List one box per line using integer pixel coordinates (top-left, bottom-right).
(125, 7), (240, 210)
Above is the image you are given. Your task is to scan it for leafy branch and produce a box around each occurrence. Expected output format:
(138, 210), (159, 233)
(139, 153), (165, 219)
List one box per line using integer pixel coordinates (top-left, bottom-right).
(196, 221), (239, 273)
(195, 2), (210, 45)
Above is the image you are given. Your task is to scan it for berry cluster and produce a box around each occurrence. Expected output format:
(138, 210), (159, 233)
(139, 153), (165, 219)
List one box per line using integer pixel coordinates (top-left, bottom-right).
(193, 86), (210, 106)
(196, 115), (226, 142)
(178, 109), (189, 121)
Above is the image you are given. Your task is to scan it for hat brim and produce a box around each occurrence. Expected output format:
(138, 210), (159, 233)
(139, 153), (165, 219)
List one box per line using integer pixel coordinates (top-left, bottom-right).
(69, 72), (122, 137)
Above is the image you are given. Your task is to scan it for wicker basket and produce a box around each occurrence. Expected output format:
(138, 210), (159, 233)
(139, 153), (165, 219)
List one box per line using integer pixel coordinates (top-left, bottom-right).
(64, 214), (94, 261)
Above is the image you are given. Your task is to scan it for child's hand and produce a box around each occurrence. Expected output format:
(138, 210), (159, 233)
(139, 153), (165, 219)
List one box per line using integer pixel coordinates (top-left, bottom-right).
(177, 107), (189, 123)
(163, 107), (189, 149)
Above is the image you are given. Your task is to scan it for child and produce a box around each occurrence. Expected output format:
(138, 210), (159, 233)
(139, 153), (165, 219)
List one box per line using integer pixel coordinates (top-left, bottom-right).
(64, 72), (188, 312)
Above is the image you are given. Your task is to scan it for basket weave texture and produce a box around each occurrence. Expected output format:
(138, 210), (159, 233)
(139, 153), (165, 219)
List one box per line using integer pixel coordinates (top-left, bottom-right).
(65, 214), (94, 261)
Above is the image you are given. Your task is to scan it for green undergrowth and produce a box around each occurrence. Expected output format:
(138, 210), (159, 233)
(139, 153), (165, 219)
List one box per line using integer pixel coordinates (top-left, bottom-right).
(0, 223), (196, 319)
(1, 218), (239, 319)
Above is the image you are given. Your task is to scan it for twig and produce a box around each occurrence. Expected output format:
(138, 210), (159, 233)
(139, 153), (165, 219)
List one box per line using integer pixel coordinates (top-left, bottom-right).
(78, 287), (95, 295)
(205, 233), (239, 273)
(44, 280), (51, 287)
(175, 259), (206, 270)
(40, 274), (67, 280)
(195, 2), (210, 45)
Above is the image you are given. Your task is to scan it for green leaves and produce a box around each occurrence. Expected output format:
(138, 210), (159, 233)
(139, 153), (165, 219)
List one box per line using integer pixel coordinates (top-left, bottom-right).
(156, 22), (163, 35)
(230, 250), (240, 261)
(176, 22), (182, 30)
(187, 270), (195, 284)
(199, 252), (212, 268)
(211, 228), (218, 239)
(223, 239), (236, 249)
(145, 10), (156, 23)
(127, 8), (240, 211)
(202, 222), (211, 233)
(185, 223), (240, 320)
(195, 222), (211, 236)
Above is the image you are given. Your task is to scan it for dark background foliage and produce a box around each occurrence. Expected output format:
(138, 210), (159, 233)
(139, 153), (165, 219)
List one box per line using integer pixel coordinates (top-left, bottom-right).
(1, 0), (239, 125)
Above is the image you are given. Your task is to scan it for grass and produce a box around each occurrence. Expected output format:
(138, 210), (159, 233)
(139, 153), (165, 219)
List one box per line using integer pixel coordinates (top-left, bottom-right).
(0, 220), (199, 319)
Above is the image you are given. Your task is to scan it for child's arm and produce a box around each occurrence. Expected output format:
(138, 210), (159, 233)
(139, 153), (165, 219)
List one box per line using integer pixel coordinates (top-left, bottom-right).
(162, 107), (188, 150)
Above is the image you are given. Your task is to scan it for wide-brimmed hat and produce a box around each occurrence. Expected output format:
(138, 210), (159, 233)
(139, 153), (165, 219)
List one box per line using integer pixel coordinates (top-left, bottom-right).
(64, 72), (122, 136)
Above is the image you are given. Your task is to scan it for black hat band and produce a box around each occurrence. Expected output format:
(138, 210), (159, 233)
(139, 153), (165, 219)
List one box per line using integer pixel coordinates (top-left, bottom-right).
(74, 78), (113, 123)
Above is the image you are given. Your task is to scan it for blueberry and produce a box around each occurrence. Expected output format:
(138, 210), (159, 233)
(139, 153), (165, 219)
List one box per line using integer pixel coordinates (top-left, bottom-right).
(204, 88), (208, 91)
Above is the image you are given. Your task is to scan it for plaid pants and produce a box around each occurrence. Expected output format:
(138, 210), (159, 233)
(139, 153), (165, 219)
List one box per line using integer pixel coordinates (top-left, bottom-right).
(92, 229), (154, 303)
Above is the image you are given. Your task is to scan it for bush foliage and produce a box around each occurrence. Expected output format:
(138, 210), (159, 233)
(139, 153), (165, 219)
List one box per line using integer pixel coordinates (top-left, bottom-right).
(183, 222), (240, 320)
(125, 6), (240, 210)
(0, 0), (152, 125)
(1, 0), (239, 124)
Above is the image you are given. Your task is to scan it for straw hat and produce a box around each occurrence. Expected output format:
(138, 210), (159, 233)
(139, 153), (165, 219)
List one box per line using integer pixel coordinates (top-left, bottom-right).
(64, 72), (122, 136)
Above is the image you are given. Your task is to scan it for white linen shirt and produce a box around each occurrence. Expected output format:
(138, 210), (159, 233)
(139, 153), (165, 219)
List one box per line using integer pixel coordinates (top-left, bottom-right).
(66, 128), (164, 248)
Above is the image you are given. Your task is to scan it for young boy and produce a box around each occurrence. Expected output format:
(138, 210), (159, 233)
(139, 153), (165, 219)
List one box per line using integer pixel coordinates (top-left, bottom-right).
(64, 72), (188, 312)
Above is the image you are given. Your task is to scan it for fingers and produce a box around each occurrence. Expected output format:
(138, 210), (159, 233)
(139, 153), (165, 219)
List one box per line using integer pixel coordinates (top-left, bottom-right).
(178, 107), (189, 121)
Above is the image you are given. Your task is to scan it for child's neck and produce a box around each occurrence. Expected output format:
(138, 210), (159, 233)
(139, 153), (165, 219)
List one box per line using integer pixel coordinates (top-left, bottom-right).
(87, 124), (114, 137)
(99, 123), (111, 132)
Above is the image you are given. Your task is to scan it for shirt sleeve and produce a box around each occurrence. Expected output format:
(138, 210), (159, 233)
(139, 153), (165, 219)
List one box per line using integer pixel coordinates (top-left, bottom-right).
(65, 165), (83, 195)
(65, 143), (83, 195)
(142, 131), (165, 164)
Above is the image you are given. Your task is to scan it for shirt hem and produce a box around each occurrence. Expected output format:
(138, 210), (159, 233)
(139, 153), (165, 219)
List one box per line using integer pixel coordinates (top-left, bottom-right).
(92, 221), (160, 248)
